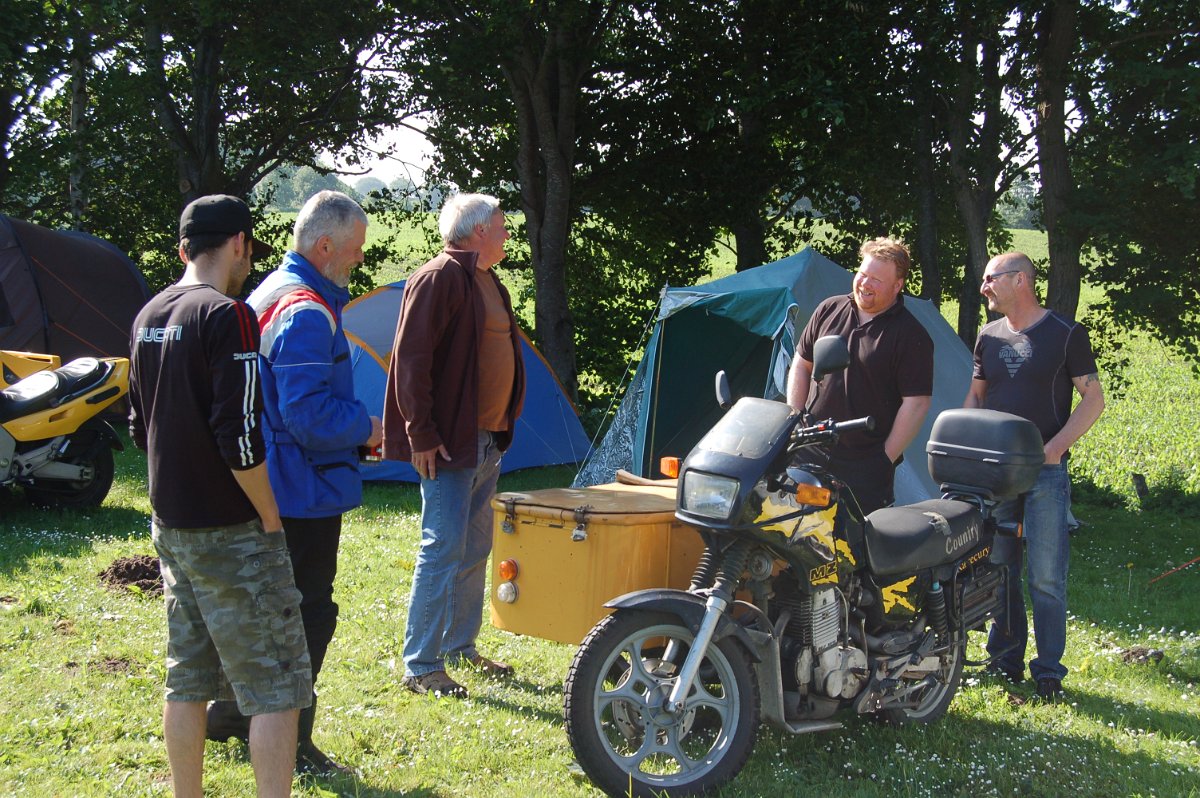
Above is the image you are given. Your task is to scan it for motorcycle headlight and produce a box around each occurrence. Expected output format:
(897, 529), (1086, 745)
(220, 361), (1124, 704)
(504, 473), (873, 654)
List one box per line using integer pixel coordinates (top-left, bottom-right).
(681, 471), (740, 520)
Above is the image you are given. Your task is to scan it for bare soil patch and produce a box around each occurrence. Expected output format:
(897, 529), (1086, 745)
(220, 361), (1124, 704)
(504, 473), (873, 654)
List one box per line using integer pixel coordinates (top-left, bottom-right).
(99, 554), (162, 596)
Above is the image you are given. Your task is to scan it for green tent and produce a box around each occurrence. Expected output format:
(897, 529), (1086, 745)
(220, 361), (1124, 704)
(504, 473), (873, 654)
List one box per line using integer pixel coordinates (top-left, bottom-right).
(576, 247), (973, 505)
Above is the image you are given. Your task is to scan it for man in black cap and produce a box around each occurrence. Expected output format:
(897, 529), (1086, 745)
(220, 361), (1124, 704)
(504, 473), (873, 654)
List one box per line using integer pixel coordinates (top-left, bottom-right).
(128, 194), (311, 797)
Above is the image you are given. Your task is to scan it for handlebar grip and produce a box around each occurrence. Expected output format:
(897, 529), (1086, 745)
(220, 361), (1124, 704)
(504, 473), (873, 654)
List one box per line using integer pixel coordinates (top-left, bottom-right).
(835, 416), (875, 433)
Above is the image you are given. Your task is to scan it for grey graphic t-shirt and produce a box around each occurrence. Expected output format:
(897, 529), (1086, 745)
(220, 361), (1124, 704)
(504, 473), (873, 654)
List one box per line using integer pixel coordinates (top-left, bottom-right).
(972, 311), (1098, 445)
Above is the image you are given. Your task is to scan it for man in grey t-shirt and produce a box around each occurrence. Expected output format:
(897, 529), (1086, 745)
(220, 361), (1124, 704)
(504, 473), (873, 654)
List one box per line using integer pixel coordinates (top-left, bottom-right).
(965, 251), (1105, 701)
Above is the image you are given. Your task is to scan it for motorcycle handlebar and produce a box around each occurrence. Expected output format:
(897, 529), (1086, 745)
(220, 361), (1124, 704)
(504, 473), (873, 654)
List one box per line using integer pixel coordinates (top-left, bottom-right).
(835, 416), (875, 433)
(793, 415), (875, 444)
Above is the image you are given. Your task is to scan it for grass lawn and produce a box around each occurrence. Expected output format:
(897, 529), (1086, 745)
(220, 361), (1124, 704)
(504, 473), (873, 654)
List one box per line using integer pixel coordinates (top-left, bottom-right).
(2, 439), (1198, 797)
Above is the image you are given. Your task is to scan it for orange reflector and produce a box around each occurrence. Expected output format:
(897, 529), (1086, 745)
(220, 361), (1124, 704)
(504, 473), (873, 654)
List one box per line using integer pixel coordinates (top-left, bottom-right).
(498, 559), (519, 581)
(795, 484), (831, 506)
(660, 456), (680, 478)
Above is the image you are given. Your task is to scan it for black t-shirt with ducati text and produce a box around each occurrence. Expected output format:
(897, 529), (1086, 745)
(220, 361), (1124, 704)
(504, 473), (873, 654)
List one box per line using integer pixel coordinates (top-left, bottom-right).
(129, 284), (267, 529)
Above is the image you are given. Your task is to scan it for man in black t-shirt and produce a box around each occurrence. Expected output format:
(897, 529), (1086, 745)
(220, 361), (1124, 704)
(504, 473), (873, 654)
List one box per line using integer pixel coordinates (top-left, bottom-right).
(786, 237), (933, 514)
(965, 251), (1105, 701)
(128, 195), (310, 796)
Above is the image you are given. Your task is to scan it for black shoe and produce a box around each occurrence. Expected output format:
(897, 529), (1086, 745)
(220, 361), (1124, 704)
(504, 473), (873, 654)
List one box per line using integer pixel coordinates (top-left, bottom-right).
(296, 740), (353, 776)
(295, 694), (353, 775)
(206, 700), (250, 743)
(983, 663), (1023, 684)
(1036, 677), (1065, 701)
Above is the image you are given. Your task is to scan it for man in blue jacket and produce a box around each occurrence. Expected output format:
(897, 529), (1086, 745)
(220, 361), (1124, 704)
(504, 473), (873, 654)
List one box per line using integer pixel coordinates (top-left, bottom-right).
(207, 190), (381, 774)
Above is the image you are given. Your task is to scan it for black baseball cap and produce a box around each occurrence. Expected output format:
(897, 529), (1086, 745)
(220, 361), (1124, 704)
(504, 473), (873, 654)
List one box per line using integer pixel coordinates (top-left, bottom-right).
(179, 194), (274, 259)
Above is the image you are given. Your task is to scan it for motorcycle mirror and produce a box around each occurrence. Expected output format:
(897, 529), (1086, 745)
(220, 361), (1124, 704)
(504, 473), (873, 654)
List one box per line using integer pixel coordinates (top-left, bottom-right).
(811, 335), (850, 382)
(714, 370), (732, 410)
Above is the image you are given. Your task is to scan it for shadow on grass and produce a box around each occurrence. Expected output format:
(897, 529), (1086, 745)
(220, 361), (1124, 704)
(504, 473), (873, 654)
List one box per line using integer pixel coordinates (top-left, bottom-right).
(0, 489), (151, 576)
(474, 687), (565, 726)
(740, 702), (1198, 797)
(1074, 472), (1200, 516)
(1069, 686), (1200, 739)
(212, 741), (445, 797)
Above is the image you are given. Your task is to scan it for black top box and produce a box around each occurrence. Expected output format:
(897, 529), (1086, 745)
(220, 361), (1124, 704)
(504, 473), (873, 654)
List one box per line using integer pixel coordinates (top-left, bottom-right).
(926, 408), (1044, 499)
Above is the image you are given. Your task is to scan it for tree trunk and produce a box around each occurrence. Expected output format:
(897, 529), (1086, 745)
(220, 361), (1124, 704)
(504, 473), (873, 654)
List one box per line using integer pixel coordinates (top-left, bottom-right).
(142, 21), (230, 204)
(732, 216), (768, 272)
(940, 3), (1013, 347)
(953, 188), (992, 345)
(912, 84), (941, 302)
(68, 34), (91, 230)
(503, 26), (584, 399)
(1036, 0), (1083, 319)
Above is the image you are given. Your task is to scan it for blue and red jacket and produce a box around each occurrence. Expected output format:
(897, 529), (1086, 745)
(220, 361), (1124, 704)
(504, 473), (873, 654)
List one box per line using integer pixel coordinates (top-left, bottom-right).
(247, 252), (372, 518)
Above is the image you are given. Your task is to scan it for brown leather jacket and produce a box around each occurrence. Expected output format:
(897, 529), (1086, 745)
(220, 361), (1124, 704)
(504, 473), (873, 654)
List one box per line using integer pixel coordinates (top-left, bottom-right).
(381, 249), (526, 468)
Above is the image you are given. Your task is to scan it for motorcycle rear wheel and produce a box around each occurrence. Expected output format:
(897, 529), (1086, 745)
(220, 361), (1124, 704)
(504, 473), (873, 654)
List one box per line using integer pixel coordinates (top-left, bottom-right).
(564, 609), (760, 798)
(876, 637), (964, 726)
(24, 444), (115, 510)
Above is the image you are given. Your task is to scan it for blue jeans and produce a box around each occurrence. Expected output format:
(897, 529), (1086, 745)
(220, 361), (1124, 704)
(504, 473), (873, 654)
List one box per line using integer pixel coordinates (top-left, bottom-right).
(403, 431), (502, 677)
(987, 462), (1071, 682)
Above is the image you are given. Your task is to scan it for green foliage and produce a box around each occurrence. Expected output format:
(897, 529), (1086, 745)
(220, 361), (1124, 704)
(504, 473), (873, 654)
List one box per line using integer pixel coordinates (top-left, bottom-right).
(998, 175), (1040, 230)
(1072, 0), (1200, 370)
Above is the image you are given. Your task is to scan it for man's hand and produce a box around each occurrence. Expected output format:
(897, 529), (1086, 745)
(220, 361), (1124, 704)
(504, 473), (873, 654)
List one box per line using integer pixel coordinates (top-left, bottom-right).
(1043, 443), (1065, 465)
(366, 416), (383, 448)
(412, 445), (451, 480)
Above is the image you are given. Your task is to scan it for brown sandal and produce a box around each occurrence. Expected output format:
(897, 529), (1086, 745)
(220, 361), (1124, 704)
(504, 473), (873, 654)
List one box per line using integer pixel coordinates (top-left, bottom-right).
(463, 654), (514, 678)
(403, 670), (468, 698)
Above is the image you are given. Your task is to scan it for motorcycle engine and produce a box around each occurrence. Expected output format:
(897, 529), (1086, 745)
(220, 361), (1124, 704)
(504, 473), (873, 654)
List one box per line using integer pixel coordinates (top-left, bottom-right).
(790, 587), (869, 699)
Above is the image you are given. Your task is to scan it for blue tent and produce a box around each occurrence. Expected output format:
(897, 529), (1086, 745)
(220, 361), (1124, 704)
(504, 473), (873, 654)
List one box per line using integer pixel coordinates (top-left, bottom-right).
(343, 280), (592, 481)
(575, 247), (973, 505)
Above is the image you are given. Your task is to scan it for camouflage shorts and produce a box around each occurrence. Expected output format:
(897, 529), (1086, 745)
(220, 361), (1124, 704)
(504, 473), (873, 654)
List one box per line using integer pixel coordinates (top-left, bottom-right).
(153, 519), (312, 716)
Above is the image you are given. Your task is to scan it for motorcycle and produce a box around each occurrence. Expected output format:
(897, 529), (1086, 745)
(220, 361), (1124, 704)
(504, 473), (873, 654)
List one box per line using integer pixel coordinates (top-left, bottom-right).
(1, 350), (129, 509)
(563, 335), (1045, 797)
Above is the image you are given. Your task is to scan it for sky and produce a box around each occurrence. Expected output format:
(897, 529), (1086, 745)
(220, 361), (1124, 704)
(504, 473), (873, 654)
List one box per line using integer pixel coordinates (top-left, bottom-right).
(332, 124), (435, 186)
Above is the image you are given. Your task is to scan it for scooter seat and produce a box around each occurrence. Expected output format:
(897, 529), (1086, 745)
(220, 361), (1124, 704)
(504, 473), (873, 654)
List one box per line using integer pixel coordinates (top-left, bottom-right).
(0, 357), (108, 423)
(863, 499), (987, 578)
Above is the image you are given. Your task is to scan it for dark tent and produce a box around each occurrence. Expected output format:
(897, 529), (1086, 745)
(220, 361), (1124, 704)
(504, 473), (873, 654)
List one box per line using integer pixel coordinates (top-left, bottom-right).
(0, 215), (150, 361)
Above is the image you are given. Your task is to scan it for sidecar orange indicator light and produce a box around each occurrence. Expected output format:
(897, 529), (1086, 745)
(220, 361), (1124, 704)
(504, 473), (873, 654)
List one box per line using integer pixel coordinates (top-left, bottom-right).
(795, 484), (831, 506)
(660, 457), (680, 478)
(498, 559), (519, 581)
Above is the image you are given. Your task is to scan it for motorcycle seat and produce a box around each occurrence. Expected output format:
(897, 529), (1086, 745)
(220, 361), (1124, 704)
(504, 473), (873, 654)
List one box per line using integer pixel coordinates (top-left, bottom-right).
(863, 499), (987, 578)
(0, 357), (109, 423)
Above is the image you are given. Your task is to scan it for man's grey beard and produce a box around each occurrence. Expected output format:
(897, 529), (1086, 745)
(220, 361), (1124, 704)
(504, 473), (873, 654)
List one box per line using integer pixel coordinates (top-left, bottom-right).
(321, 262), (350, 288)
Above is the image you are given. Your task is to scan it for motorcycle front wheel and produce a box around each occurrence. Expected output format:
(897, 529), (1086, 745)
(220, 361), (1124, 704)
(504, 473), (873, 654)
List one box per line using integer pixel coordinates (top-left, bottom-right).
(564, 609), (760, 798)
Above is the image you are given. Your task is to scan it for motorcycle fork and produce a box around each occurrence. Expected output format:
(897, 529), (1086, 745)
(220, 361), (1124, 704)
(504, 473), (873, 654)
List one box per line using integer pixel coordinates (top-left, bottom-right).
(664, 541), (751, 712)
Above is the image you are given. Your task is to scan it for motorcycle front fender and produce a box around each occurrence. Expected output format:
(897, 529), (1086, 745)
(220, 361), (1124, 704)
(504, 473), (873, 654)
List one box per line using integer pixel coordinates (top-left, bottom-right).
(604, 588), (767, 663)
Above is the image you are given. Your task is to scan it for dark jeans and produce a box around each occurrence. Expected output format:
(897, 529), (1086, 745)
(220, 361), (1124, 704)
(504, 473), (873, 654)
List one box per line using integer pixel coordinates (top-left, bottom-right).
(987, 463), (1071, 682)
(282, 515), (342, 684)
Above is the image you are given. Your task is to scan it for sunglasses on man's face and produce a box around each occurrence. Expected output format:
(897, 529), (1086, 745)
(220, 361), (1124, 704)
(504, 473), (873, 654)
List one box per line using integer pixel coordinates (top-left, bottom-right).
(982, 270), (1021, 285)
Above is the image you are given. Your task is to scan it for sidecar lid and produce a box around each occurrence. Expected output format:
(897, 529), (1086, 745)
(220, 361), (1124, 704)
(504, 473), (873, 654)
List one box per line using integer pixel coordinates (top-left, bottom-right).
(493, 481), (678, 525)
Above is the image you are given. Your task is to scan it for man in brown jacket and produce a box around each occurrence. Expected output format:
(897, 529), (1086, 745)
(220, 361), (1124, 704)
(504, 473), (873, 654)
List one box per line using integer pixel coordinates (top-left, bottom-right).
(382, 193), (526, 698)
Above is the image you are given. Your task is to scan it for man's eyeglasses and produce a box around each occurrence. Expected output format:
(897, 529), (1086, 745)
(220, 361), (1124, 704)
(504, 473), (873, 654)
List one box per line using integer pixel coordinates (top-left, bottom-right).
(981, 270), (1022, 285)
